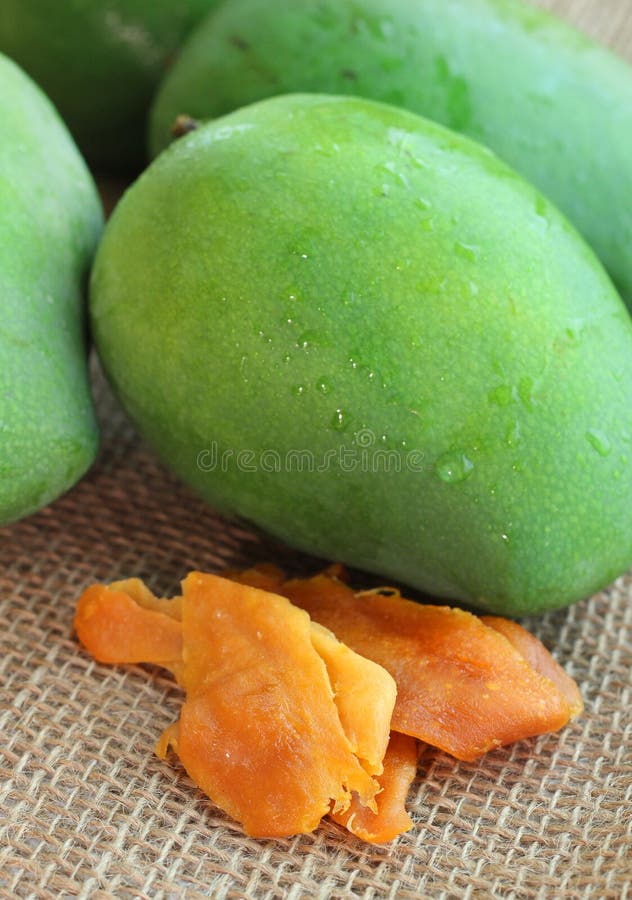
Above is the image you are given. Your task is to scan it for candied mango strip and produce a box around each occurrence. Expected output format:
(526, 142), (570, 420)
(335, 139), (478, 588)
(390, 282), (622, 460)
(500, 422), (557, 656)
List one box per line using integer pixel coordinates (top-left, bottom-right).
(481, 616), (583, 718)
(111, 577), (183, 621)
(220, 563), (285, 593)
(309, 621), (397, 776)
(76, 575), (403, 842)
(74, 584), (183, 668)
(172, 573), (380, 838)
(330, 733), (420, 843)
(75, 565), (582, 845)
(278, 574), (574, 761)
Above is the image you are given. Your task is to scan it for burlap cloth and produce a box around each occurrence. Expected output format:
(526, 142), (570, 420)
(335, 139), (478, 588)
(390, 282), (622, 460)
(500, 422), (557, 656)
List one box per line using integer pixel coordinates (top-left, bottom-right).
(2, 2), (631, 897)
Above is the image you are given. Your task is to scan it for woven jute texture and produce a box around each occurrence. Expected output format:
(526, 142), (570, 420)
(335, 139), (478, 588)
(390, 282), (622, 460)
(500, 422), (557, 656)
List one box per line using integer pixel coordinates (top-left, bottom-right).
(1, 2), (631, 897)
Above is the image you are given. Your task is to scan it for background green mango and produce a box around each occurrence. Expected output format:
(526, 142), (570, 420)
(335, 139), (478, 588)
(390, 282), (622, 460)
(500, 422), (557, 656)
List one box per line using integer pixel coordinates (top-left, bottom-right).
(0, 54), (103, 526)
(149, 0), (632, 308)
(92, 94), (632, 616)
(0, 0), (219, 172)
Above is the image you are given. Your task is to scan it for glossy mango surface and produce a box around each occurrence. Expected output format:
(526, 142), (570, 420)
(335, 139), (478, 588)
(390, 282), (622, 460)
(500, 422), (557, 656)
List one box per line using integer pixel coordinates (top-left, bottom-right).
(0, 54), (102, 525)
(150, 0), (632, 305)
(0, 0), (219, 171)
(92, 94), (632, 614)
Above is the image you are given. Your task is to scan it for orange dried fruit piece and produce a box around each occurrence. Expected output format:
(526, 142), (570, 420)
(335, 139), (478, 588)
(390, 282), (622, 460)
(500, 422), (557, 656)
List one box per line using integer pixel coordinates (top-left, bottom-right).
(330, 733), (420, 844)
(309, 621), (396, 777)
(110, 577), (183, 621)
(221, 562), (285, 593)
(155, 572), (394, 838)
(74, 583), (182, 669)
(74, 563), (582, 842)
(75, 574), (400, 838)
(481, 616), (584, 718)
(274, 572), (577, 761)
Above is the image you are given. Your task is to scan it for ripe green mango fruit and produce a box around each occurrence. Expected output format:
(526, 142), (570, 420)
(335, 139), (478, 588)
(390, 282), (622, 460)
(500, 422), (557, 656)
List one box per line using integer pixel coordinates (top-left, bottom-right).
(92, 94), (632, 615)
(0, 0), (220, 172)
(0, 54), (103, 526)
(149, 0), (632, 307)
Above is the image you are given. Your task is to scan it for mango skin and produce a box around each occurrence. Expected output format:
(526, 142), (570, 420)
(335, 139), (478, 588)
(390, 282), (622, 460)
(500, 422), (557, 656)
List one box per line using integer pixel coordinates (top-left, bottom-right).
(92, 94), (632, 615)
(0, 54), (103, 526)
(149, 0), (632, 307)
(0, 0), (219, 172)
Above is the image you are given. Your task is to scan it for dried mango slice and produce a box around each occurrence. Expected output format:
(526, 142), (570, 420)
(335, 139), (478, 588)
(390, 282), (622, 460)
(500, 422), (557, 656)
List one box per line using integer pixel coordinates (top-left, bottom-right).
(75, 563), (582, 843)
(481, 616), (583, 718)
(157, 573), (382, 838)
(309, 621), (396, 776)
(330, 733), (420, 843)
(275, 573), (575, 761)
(221, 562), (285, 593)
(111, 577), (183, 621)
(74, 583), (182, 669)
(76, 577), (397, 786)
(76, 574), (398, 835)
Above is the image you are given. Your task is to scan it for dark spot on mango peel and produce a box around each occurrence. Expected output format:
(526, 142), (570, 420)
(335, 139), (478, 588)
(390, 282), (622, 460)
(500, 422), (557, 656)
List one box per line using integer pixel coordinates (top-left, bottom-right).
(171, 114), (200, 139)
(230, 34), (251, 51)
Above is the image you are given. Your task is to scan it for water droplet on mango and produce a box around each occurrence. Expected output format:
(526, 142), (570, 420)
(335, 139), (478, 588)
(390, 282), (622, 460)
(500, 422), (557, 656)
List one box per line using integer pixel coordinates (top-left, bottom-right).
(435, 451), (474, 484)
(586, 429), (611, 457)
(454, 241), (480, 262)
(331, 408), (348, 431)
(489, 385), (514, 407)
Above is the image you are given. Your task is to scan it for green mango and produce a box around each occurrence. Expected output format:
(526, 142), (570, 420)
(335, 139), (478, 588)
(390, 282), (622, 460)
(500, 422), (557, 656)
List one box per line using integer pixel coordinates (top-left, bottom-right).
(149, 0), (632, 307)
(0, 0), (220, 172)
(0, 54), (103, 527)
(92, 94), (632, 615)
